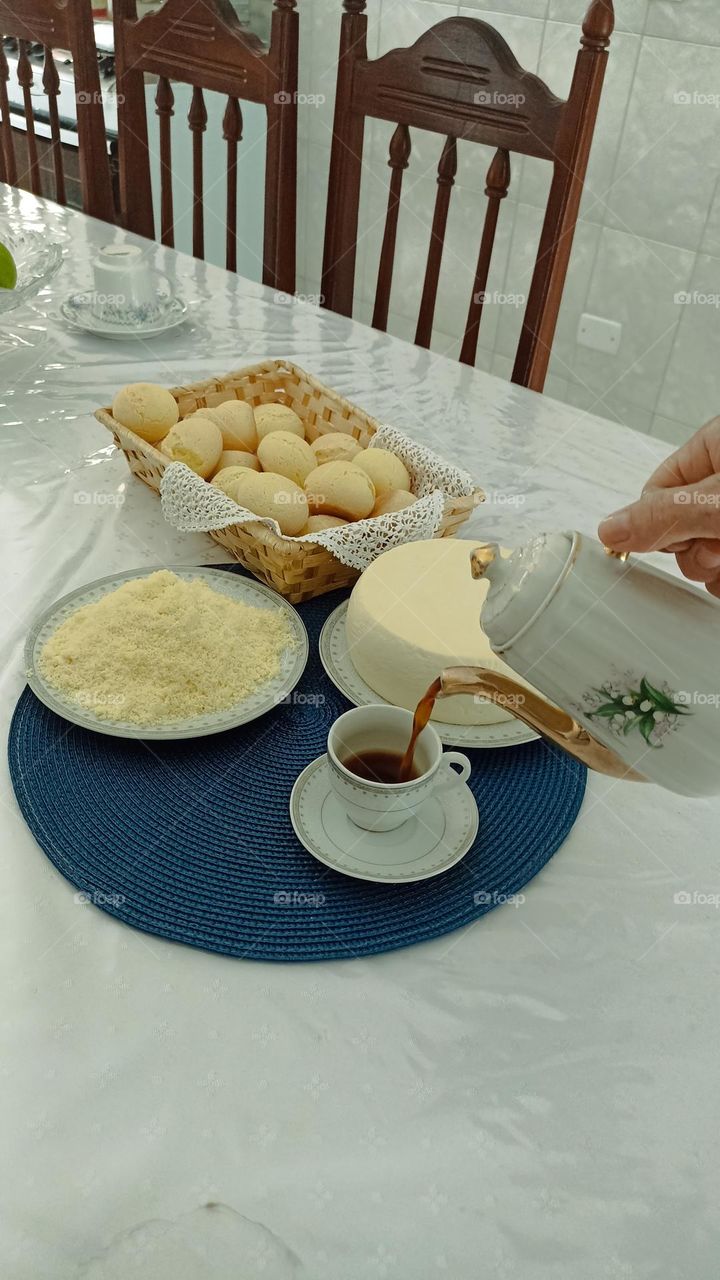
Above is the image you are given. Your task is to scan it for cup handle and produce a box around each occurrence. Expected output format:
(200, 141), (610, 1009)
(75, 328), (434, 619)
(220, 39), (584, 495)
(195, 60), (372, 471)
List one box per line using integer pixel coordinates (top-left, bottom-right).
(438, 751), (472, 788)
(153, 270), (175, 296)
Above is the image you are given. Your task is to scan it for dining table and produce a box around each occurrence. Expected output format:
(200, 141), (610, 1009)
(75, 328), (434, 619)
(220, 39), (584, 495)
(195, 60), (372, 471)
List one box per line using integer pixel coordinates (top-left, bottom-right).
(2, 181), (718, 1280)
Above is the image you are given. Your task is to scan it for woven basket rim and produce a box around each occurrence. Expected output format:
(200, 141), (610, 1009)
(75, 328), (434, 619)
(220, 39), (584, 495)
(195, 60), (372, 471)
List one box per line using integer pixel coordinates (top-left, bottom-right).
(90, 360), (481, 560)
(96, 359), (384, 429)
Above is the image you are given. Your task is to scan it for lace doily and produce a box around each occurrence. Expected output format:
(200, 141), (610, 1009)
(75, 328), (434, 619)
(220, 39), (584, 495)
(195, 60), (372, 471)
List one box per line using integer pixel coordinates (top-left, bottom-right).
(160, 426), (478, 572)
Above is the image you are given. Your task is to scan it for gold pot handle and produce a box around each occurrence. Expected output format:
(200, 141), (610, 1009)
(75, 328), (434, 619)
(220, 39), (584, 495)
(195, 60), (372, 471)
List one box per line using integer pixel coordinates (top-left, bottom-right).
(439, 666), (647, 782)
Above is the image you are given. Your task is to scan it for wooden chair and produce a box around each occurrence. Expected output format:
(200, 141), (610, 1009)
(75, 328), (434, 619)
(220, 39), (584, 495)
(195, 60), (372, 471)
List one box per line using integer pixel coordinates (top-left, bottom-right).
(0, 0), (115, 222)
(113, 0), (298, 293)
(321, 0), (614, 393)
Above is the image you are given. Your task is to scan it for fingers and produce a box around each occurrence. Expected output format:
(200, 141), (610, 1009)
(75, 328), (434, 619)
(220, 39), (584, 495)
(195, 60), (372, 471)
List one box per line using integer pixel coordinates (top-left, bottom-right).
(598, 481), (720, 552)
(661, 540), (692, 553)
(674, 539), (720, 582)
(643, 416), (720, 492)
(599, 425), (720, 599)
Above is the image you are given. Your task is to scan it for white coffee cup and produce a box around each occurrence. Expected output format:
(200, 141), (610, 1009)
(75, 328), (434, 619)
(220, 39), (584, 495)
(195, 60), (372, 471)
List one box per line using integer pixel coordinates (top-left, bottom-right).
(327, 705), (472, 832)
(91, 244), (171, 321)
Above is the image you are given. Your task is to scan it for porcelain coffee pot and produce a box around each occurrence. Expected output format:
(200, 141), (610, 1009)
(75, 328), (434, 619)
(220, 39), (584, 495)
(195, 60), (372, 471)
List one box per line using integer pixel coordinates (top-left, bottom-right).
(439, 531), (720, 797)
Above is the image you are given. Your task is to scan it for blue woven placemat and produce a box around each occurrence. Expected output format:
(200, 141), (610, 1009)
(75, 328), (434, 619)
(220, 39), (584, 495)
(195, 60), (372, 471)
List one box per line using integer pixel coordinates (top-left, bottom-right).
(8, 565), (587, 962)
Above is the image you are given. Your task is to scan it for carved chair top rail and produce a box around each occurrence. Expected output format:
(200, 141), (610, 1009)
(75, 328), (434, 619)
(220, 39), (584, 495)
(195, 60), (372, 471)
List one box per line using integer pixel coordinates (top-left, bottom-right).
(350, 18), (566, 163)
(116, 0), (285, 102)
(0, 3), (71, 47)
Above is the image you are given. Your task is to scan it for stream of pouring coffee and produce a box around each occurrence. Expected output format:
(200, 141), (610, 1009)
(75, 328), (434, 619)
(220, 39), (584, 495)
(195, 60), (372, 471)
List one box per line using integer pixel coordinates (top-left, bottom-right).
(399, 678), (443, 782)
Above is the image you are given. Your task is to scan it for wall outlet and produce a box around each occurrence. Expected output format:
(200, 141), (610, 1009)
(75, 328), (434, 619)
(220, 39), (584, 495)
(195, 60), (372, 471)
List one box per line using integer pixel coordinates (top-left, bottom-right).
(577, 313), (622, 355)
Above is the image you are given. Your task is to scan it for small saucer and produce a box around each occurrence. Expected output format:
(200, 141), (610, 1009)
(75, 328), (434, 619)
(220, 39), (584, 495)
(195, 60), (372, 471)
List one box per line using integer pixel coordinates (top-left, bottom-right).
(289, 755), (479, 884)
(60, 288), (188, 339)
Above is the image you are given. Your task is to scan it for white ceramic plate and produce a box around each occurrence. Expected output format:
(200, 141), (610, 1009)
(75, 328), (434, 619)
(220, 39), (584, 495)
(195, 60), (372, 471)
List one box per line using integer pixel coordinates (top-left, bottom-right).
(290, 755), (479, 883)
(60, 288), (187, 339)
(25, 566), (308, 740)
(318, 603), (539, 750)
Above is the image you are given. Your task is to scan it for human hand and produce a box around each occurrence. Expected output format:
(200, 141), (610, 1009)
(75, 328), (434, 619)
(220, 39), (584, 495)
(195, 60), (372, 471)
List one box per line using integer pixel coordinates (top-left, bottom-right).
(597, 416), (720, 596)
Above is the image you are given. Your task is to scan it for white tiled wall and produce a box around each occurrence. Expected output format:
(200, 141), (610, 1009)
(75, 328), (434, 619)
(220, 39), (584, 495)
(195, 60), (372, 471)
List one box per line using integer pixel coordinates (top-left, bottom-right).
(292, 0), (720, 444)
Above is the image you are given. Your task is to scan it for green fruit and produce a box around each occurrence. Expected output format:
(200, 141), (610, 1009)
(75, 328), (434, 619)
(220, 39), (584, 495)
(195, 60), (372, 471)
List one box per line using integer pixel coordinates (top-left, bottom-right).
(0, 242), (17, 290)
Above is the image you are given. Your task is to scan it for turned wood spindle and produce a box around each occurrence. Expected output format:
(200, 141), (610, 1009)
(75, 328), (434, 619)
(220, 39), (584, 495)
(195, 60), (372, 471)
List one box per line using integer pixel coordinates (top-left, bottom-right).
(223, 97), (243, 273)
(372, 123), (411, 332)
(0, 42), (16, 186)
(17, 41), (42, 196)
(188, 85), (208, 260)
(156, 76), (175, 247)
(42, 48), (65, 205)
(415, 135), (457, 349)
(460, 148), (511, 367)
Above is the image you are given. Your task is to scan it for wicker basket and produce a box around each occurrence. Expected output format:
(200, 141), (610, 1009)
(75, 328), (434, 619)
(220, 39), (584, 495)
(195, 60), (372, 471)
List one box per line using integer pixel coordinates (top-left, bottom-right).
(96, 359), (483, 603)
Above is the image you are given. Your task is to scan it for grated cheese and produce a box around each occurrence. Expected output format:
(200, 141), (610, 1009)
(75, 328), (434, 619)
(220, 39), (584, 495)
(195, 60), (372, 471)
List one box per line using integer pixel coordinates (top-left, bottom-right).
(38, 570), (296, 724)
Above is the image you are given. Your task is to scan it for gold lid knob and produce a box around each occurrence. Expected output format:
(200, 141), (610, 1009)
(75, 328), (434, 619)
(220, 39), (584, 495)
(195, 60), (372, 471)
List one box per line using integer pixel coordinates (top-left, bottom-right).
(470, 544), (497, 579)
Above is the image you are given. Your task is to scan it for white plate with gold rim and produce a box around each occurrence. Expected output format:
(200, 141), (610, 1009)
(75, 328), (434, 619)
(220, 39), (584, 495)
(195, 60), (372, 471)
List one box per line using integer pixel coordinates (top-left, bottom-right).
(24, 566), (308, 740)
(290, 754), (479, 884)
(318, 602), (539, 750)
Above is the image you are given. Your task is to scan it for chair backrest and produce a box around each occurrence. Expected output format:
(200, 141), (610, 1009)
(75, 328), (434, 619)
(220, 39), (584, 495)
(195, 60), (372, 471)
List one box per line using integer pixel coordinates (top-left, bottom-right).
(321, 0), (614, 393)
(113, 0), (298, 293)
(0, 0), (115, 223)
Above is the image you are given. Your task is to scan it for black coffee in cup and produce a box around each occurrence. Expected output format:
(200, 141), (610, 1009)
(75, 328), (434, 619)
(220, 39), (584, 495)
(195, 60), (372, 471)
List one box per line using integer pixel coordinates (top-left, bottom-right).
(341, 749), (421, 785)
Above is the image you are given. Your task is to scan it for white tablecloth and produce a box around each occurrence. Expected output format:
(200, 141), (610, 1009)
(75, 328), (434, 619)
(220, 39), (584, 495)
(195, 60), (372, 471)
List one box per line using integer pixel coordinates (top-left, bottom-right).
(2, 185), (717, 1280)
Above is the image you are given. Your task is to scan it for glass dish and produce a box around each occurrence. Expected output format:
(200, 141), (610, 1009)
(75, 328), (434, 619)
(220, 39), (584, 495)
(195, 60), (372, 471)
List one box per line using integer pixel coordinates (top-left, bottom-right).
(0, 226), (62, 319)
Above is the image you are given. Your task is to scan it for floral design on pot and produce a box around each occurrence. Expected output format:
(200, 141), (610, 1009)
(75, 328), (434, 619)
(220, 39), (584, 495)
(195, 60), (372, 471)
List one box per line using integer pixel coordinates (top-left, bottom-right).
(583, 673), (692, 748)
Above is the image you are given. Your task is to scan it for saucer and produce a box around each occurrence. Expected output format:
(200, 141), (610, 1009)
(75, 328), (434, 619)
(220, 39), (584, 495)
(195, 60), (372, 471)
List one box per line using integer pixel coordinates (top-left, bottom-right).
(60, 287), (188, 339)
(318, 603), (539, 750)
(289, 754), (479, 883)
